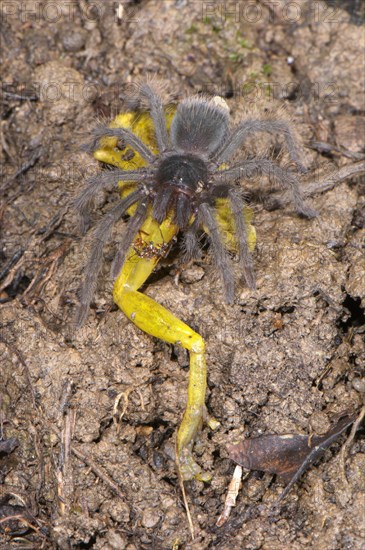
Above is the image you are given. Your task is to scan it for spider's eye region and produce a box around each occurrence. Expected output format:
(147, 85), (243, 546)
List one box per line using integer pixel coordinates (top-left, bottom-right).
(156, 154), (209, 194)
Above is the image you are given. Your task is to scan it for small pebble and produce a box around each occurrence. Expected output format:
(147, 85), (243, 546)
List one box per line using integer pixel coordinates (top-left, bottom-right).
(142, 508), (161, 528)
(181, 266), (205, 284)
(107, 530), (128, 549)
(309, 411), (331, 435)
(108, 501), (130, 523)
(352, 377), (365, 393)
(61, 30), (86, 52)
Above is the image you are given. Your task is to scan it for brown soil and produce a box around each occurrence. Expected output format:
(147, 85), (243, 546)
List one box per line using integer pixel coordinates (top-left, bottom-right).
(1, 1), (364, 548)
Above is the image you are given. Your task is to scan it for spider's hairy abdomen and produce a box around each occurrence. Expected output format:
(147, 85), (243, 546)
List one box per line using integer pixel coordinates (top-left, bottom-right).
(170, 97), (229, 157)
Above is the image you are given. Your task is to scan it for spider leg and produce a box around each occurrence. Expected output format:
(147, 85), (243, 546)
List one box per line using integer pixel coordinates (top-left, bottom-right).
(74, 168), (149, 233)
(227, 188), (256, 290)
(75, 189), (143, 327)
(83, 126), (156, 164)
(199, 202), (235, 303)
(214, 159), (317, 218)
(110, 200), (148, 279)
(138, 82), (169, 152)
(212, 119), (307, 172)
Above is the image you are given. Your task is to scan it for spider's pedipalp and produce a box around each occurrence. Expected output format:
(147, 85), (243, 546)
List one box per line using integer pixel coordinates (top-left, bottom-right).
(85, 126), (156, 164)
(138, 82), (170, 153)
(74, 168), (149, 233)
(214, 159), (317, 218)
(175, 193), (191, 229)
(182, 217), (202, 263)
(75, 189), (142, 327)
(152, 187), (175, 224)
(213, 119), (307, 172)
(170, 97), (230, 157)
(110, 200), (148, 279)
(227, 188), (256, 290)
(199, 202), (235, 303)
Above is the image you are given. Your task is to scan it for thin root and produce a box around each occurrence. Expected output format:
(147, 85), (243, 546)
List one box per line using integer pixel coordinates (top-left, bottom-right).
(339, 404), (365, 486)
(113, 386), (145, 432)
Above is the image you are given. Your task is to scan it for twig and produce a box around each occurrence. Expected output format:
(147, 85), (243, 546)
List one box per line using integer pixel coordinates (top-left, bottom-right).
(2, 90), (38, 102)
(176, 436), (195, 540)
(36, 206), (70, 241)
(22, 239), (71, 303)
(0, 249), (24, 283)
(0, 514), (42, 534)
(0, 335), (38, 408)
(57, 408), (76, 516)
(179, 475), (195, 541)
(308, 141), (365, 161)
(28, 424), (46, 503)
(339, 404), (365, 485)
(264, 161), (365, 211)
(1, 147), (42, 193)
(0, 501), (48, 536)
(303, 160), (365, 197)
(69, 444), (125, 500)
(216, 465), (244, 527)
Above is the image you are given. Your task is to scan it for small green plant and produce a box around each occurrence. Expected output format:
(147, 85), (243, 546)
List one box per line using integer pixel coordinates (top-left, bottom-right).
(228, 52), (242, 62)
(262, 63), (273, 77)
(186, 24), (198, 34)
(202, 15), (221, 33)
(238, 38), (253, 49)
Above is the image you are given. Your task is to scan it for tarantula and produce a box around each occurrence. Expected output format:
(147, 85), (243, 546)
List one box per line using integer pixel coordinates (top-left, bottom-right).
(75, 82), (315, 326)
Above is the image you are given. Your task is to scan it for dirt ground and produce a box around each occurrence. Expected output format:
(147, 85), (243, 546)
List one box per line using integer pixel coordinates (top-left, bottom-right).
(1, 1), (364, 548)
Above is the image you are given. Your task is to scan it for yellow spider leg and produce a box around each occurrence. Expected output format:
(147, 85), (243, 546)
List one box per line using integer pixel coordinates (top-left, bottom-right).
(113, 214), (211, 481)
(212, 198), (257, 253)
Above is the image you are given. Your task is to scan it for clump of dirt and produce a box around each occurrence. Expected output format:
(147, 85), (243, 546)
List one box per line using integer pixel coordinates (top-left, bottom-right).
(1, 1), (364, 548)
